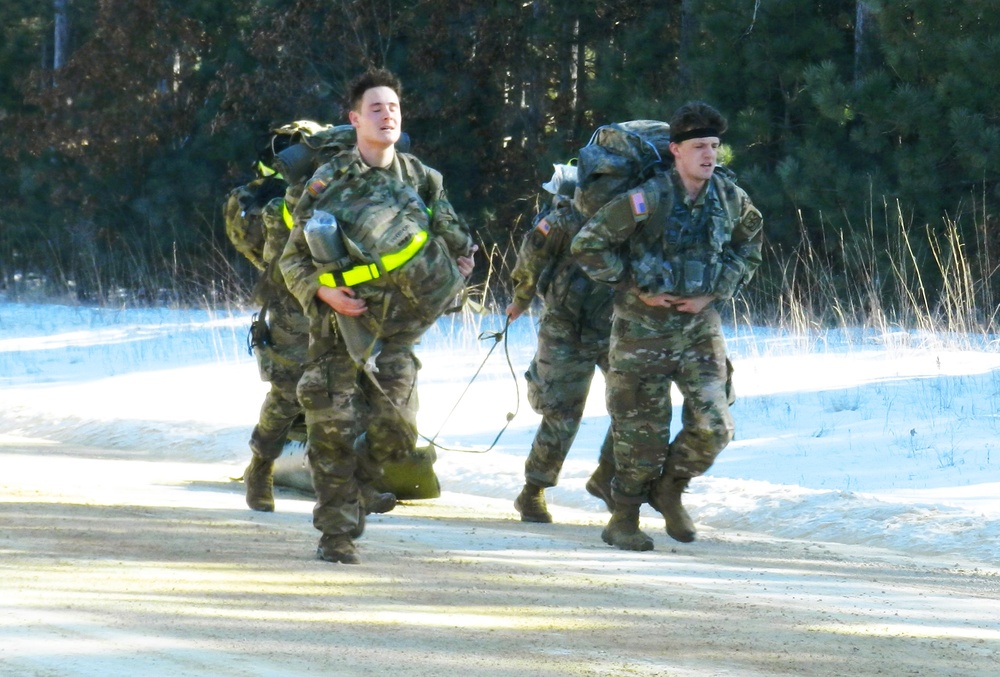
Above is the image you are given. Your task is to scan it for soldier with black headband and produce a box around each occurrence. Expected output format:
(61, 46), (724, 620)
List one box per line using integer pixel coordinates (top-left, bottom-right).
(571, 101), (763, 551)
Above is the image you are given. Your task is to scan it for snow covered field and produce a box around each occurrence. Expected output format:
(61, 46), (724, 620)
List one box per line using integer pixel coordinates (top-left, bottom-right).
(1, 301), (998, 676)
(2, 302), (998, 565)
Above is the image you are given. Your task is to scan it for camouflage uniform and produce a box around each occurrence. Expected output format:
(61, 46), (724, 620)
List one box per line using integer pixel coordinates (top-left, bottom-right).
(509, 196), (615, 490)
(281, 146), (472, 541)
(248, 197), (309, 466)
(571, 167), (763, 502)
(230, 185), (311, 513)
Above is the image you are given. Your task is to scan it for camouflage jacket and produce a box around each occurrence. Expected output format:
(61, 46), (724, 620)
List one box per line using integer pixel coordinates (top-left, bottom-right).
(250, 196), (309, 374)
(256, 197), (309, 329)
(280, 147), (472, 349)
(509, 196), (613, 339)
(571, 167), (762, 324)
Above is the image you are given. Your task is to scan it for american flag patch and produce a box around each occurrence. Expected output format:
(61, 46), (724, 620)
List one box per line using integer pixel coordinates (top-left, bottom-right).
(535, 217), (551, 236)
(306, 178), (328, 197)
(630, 190), (648, 218)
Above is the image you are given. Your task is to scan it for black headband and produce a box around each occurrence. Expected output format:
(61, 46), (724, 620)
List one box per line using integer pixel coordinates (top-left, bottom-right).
(670, 127), (721, 144)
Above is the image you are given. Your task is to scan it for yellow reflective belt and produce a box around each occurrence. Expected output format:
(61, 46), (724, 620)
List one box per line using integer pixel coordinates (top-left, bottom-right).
(381, 229), (428, 270)
(318, 230), (428, 288)
(282, 201), (294, 230)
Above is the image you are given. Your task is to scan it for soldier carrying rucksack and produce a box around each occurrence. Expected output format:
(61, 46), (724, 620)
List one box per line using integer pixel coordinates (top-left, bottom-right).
(223, 121), (398, 517)
(571, 101), (763, 552)
(506, 161), (618, 524)
(278, 68), (477, 565)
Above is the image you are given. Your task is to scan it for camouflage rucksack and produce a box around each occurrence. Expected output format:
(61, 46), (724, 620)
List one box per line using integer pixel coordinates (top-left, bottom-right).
(222, 121), (362, 269)
(270, 120), (411, 187)
(573, 119), (672, 219)
(223, 176), (287, 270)
(270, 121), (353, 186)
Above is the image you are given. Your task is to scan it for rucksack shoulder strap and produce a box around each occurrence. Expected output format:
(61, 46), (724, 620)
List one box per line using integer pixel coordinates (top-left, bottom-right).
(710, 170), (742, 224)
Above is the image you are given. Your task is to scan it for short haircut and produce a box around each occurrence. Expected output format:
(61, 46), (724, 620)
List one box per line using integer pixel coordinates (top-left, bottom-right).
(347, 68), (402, 114)
(669, 101), (728, 138)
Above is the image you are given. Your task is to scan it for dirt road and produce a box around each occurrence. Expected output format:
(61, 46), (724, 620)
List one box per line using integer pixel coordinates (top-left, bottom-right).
(1, 439), (997, 677)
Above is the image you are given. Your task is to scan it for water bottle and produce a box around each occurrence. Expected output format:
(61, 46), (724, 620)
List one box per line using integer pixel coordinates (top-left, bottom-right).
(304, 209), (381, 369)
(303, 210), (347, 264)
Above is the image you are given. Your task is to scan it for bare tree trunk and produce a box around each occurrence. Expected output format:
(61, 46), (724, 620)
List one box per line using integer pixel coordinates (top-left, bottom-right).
(572, 11), (588, 137)
(554, 14), (580, 135)
(855, 1), (877, 82)
(53, 0), (68, 86)
(521, 0), (545, 155)
(568, 18), (579, 114)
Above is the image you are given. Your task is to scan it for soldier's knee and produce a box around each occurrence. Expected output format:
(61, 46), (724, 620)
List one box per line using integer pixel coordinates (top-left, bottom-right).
(296, 364), (329, 411)
(249, 426), (286, 459)
(307, 441), (356, 478)
(524, 361), (547, 414)
(692, 421), (733, 453)
(365, 426), (416, 464)
(719, 426), (736, 447)
(270, 379), (299, 397)
(605, 369), (644, 417)
(297, 383), (332, 411)
(530, 378), (585, 419)
(716, 411), (736, 448)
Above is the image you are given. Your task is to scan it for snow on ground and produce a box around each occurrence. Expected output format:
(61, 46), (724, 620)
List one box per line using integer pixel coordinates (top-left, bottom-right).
(1, 302), (998, 567)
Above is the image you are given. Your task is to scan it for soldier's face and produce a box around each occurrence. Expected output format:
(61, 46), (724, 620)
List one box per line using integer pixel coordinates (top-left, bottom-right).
(670, 137), (720, 185)
(350, 86), (402, 150)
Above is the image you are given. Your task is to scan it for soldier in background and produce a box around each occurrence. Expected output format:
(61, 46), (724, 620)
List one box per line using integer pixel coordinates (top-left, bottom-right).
(572, 101), (763, 551)
(240, 191), (312, 513)
(280, 69), (476, 565)
(507, 165), (617, 523)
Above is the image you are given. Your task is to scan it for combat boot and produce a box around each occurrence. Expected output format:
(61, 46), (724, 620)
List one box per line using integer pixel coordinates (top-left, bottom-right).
(601, 503), (654, 551)
(244, 456), (275, 512)
(513, 483), (552, 523)
(360, 483), (397, 515)
(585, 460), (616, 513)
(649, 476), (696, 543)
(317, 534), (361, 565)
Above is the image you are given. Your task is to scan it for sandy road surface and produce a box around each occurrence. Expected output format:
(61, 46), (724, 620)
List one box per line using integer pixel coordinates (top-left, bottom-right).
(1, 440), (998, 677)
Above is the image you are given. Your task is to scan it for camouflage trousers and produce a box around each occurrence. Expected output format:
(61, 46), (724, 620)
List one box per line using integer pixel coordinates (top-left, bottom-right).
(249, 302), (309, 461)
(524, 313), (613, 487)
(249, 376), (302, 461)
(605, 307), (734, 500)
(297, 330), (423, 538)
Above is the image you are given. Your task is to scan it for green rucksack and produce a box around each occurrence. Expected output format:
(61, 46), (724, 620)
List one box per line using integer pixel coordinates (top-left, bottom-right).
(223, 175), (287, 271)
(572, 119), (672, 219)
(223, 118), (417, 266)
(270, 120), (411, 187)
(222, 121), (362, 269)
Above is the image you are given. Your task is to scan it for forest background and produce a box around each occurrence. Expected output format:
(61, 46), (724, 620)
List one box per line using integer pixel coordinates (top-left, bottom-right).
(2, 0), (999, 333)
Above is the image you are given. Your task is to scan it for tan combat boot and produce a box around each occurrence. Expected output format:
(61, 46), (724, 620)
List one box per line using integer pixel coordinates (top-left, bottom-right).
(601, 503), (654, 551)
(513, 483), (552, 523)
(360, 483), (397, 515)
(317, 534), (361, 565)
(244, 456), (275, 512)
(585, 459), (616, 513)
(649, 476), (696, 543)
